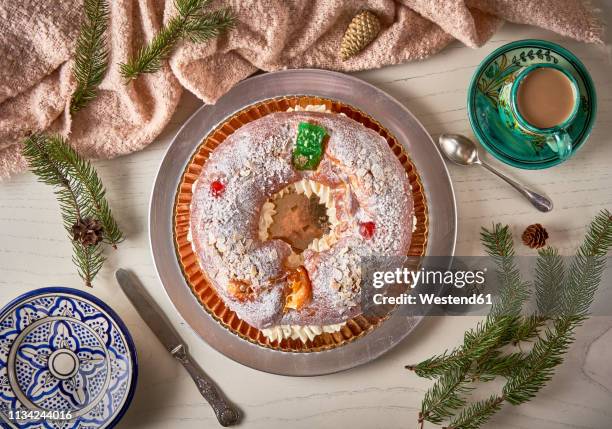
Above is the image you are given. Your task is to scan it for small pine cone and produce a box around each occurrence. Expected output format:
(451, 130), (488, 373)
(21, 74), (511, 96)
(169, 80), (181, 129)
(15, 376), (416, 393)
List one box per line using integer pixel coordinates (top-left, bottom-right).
(340, 11), (381, 61)
(72, 218), (104, 246)
(522, 223), (549, 249)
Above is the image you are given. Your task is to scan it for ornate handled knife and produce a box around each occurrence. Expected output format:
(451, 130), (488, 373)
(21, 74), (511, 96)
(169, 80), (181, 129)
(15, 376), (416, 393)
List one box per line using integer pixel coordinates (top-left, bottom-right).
(115, 269), (240, 427)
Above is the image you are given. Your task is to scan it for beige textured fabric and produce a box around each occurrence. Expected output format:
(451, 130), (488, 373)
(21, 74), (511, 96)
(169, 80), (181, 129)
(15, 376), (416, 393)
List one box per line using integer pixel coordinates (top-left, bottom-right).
(0, 0), (603, 179)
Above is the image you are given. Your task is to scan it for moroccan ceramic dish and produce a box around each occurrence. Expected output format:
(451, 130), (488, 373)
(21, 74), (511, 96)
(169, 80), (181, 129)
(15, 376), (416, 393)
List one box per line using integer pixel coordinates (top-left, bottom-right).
(467, 39), (597, 169)
(0, 287), (137, 429)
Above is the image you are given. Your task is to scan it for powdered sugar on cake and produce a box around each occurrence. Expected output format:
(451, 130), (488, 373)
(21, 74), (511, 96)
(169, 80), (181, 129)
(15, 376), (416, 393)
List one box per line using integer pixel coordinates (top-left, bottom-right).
(189, 109), (414, 337)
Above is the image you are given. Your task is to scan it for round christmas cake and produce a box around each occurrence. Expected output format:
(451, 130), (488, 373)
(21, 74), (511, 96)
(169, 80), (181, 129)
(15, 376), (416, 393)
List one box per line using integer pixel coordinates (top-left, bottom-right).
(188, 109), (414, 342)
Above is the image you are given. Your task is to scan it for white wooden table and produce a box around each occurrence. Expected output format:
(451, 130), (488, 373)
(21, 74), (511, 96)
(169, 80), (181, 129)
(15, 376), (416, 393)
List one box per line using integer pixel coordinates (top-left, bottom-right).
(1, 23), (611, 429)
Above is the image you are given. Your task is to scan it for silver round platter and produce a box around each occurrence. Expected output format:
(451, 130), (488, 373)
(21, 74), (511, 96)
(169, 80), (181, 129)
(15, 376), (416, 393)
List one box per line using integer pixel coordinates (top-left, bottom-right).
(149, 69), (457, 376)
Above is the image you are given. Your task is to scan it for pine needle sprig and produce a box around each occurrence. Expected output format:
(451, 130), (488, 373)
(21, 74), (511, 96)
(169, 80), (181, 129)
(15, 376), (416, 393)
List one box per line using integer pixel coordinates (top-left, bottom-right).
(22, 134), (122, 287)
(562, 209), (612, 317)
(182, 7), (235, 43)
(119, 0), (235, 81)
(444, 395), (503, 429)
(480, 223), (531, 319)
(70, 0), (110, 113)
(504, 314), (544, 345)
(503, 210), (612, 406)
(534, 246), (565, 317)
(23, 135), (86, 231)
(46, 139), (123, 247)
(408, 224), (528, 381)
(411, 317), (521, 424)
(406, 316), (518, 379)
(501, 246), (566, 345)
(419, 367), (472, 426)
(73, 240), (105, 287)
(470, 351), (525, 381)
(501, 318), (576, 406)
(410, 210), (611, 429)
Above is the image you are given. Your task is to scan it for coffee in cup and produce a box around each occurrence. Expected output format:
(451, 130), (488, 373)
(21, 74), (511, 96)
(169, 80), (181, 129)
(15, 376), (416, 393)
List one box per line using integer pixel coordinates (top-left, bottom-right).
(516, 67), (576, 129)
(498, 63), (580, 160)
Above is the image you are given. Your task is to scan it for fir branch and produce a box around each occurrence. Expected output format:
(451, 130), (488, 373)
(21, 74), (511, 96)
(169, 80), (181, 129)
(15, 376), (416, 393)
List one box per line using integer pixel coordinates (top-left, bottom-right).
(480, 223), (531, 319)
(182, 7), (235, 43)
(562, 209), (612, 317)
(504, 314), (544, 346)
(73, 241), (105, 287)
(119, 0), (235, 81)
(419, 367), (472, 426)
(22, 134), (122, 286)
(502, 318), (576, 406)
(438, 210), (612, 428)
(534, 246), (565, 317)
(70, 0), (110, 113)
(470, 351), (525, 381)
(408, 224), (528, 380)
(406, 316), (518, 379)
(406, 351), (460, 379)
(444, 395), (503, 429)
(46, 138), (123, 246)
(414, 318), (520, 424)
(447, 320), (573, 429)
(23, 134), (85, 230)
(503, 210), (612, 406)
(500, 247), (565, 346)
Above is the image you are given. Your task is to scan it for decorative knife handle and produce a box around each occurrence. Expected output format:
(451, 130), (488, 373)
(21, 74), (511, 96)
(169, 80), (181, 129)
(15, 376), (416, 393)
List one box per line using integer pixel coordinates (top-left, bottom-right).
(171, 345), (240, 426)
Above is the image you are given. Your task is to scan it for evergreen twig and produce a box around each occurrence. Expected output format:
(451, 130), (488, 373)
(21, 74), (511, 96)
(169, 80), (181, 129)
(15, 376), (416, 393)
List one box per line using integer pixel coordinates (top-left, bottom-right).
(22, 134), (123, 287)
(444, 395), (503, 429)
(561, 210), (612, 317)
(504, 314), (544, 345)
(406, 317), (517, 379)
(72, 240), (105, 287)
(419, 367), (472, 425)
(70, 0), (110, 113)
(470, 351), (524, 381)
(534, 246), (565, 317)
(411, 210), (612, 429)
(480, 223), (531, 319)
(407, 224), (528, 380)
(503, 210), (612, 407)
(47, 139), (123, 246)
(119, 0), (235, 81)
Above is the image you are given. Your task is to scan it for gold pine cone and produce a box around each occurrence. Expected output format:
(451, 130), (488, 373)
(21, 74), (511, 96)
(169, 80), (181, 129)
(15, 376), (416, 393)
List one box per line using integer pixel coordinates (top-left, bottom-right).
(340, 11), (381, 61)
(522, 223), (549, 249)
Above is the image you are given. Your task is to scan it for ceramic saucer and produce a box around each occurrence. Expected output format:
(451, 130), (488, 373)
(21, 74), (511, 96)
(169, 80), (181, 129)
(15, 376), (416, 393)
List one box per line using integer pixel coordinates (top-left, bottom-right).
(467, 39), (597, 169)
(0, 287), (137, 429)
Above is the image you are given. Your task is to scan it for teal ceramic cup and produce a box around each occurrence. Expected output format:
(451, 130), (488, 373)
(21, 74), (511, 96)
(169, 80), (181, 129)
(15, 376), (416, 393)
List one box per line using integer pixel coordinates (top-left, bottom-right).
(468, 39), (597, 169)
(498, 63), (580, 161)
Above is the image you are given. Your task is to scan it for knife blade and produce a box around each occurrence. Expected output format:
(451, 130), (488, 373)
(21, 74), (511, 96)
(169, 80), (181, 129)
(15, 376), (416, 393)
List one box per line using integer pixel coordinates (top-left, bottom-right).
(115, 269), (240, 427)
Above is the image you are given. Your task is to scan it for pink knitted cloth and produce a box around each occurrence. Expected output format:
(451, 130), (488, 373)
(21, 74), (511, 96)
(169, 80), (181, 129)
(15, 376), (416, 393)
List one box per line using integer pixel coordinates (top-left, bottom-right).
(0, 0), (603, 179)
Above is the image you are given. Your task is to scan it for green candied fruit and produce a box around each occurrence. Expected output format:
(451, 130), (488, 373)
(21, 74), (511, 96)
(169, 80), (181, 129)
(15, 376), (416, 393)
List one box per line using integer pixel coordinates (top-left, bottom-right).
(292, 122), (327, 170)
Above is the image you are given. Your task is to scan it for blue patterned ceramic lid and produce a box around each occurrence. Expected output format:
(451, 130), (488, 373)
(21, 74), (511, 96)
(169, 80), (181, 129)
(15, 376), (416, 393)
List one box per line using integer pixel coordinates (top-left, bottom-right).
(0, 288), (137, 429)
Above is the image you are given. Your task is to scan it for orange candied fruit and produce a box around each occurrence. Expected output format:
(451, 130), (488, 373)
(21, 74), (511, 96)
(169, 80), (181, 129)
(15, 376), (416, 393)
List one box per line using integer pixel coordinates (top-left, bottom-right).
(284, 266), (313, 311)
(227, 279), (254, 301)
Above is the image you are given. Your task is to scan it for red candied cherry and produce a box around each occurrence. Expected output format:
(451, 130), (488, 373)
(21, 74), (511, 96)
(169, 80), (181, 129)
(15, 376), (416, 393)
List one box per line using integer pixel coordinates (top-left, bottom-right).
(359, 221), (376, 240)
(210, 180), (225, 197)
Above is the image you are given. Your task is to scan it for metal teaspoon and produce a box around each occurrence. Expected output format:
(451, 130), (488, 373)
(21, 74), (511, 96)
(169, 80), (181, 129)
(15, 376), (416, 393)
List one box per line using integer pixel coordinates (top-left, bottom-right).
(438, 133), (553, 212)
